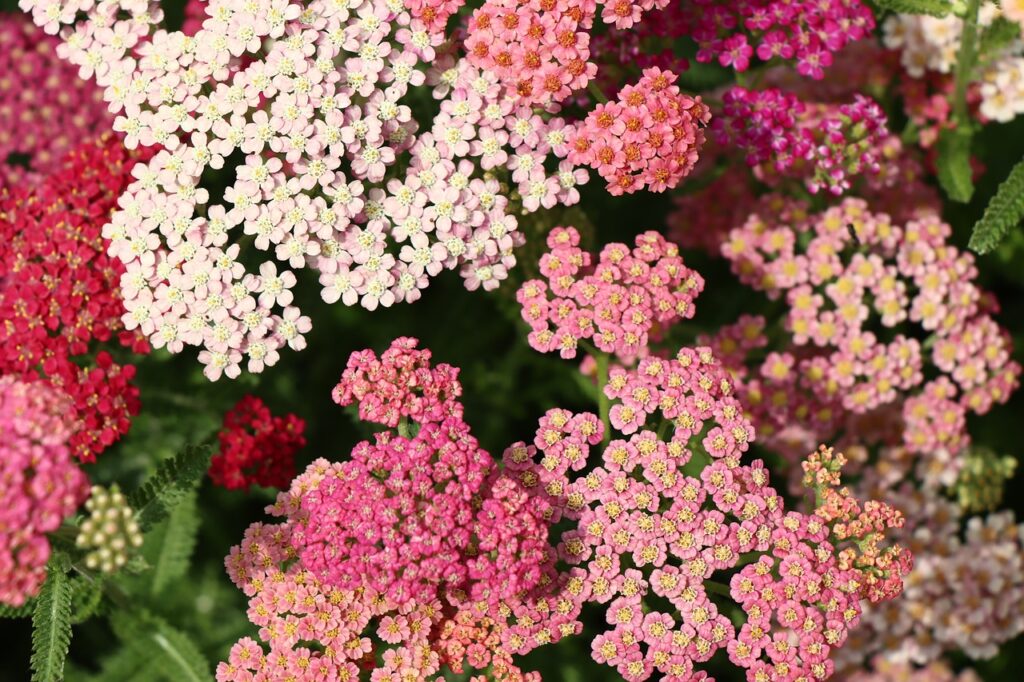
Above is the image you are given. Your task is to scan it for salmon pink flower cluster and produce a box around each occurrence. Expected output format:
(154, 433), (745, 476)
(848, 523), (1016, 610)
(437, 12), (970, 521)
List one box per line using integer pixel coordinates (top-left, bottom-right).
(0, 135), (152, 462)
(505, 349), (909, 681)
(209, 395), (307, 491)
(0, 377), (89, 607)
(722, 198), (1020, 460)
(716, 87), (892, 195)
(21, 0), (593, 381)
(464, 0), (670, 106)
(0, 15), (111, 189)
(517, 226), (704, 361)
(567, 68), (711, 195)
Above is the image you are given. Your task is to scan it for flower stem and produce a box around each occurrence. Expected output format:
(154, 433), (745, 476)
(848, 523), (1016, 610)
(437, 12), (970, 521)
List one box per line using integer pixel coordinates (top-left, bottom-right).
(594, 352), (612, 446)
(588, 81), (610, 105)
(704, 579), (732, 597)
(952, 0), (981, 124)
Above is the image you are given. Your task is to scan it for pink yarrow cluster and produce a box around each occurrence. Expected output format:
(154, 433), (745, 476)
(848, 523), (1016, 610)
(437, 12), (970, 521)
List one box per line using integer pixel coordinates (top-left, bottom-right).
(683, 0), (875, 79)
(297, 339), (554, 608)
(722, 198), (1020, 461)
(567, 68), (710, 195)
(464, 0), (669, 106)
(506, 349), (909, 681)
(517, 226), (704, 361)
(21, 0), (591, 381)
(220, 340), (584, 680)
(0, 14), (111, 189)
(0, 377), (89, 606)
(716, 87), (892, 195)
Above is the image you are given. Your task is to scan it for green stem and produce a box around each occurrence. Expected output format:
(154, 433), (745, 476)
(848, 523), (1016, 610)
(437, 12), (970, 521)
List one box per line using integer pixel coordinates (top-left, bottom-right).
(594, 352), (612, 446)
(588, 81), (609, 105)
(952, 0), (981, 124)
(704, 580), (732, 597)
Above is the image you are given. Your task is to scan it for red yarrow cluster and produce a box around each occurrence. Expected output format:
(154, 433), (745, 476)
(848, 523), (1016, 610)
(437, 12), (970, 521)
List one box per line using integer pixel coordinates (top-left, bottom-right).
(0, 135), (152, 462)
(0, 14), (112, 189)
(517, 226), (704, 361)
(209, 396), (307, 491)
(568, 68), (710, 195)
(0, 377), (89, 606)
(716, 87), (891, 195)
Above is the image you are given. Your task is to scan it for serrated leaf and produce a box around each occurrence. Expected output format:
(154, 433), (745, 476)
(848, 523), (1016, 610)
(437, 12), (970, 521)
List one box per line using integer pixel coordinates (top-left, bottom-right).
(1, 598), (35, 618)
(111, 611), (212, 682)
(147, 490), (200, 596)
(979, 17), (1022, 58)
(128, 443), (212, 531)
(30, 559), (74, 682)
(969, 157), (1024, 253)
(872, 0), (952, 16)
(69, 577), (103, 625)
(77, 647), (161, 682)
(937, 128), (975, 202)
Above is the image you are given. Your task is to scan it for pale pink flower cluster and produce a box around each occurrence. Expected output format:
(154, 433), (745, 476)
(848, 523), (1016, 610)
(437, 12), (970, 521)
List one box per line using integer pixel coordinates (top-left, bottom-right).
(567, 67), (710, 195)
(846, 658), (981, 682)
(517, 226), (703, 361)
(21, 0), (590, 381)
(0, 377), (89, 607)
(882, 5), (1024, 122)
(508, 350), (908, 681)
(465, 0), (669, 106)
(722, 198), (1020, 460)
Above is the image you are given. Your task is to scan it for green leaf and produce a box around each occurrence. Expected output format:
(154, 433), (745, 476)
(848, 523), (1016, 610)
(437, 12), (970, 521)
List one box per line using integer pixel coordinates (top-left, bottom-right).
(147, 490), (200, 596)
(30, 558), (74, 682)
(969, 158), (1024, 253)
(872, 0), (952, 16)
(979, 17), (1022, 58)
(111, 611), (212, 682)
(937, 128), (975, 203)
(128, 443), (212, 531)
(76, 647), (161, 682)
(69, 577), (103, 625)
(0, 599), (35, 618)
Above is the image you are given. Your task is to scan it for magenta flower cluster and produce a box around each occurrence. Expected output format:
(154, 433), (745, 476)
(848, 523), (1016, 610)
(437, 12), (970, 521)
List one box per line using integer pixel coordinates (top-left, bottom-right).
(517, 226), (703, 361)
(0, 377), (89, 607)
(716, 87), (892, 195)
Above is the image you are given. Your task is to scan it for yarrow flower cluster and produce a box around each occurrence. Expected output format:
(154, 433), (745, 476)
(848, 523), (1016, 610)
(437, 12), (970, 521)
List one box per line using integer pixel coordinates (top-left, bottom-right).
(21, 0), (592, 381)
(721, 197), (1021, 460)
(219, 339), (582, 680)
(681, 0), (876, 78)
(464, 0), (670, 106)
(0, 14), (111, 189)
(209, 395), (307, 491)
(567, 68), (711, 195)
(507, 349), (909, 681)
(76, 484), (144, 574)
(0, 135), (152, 462)
(0, 377), (88, 607)
(517, 226), (703, 361)
(716, 87), (892, 195)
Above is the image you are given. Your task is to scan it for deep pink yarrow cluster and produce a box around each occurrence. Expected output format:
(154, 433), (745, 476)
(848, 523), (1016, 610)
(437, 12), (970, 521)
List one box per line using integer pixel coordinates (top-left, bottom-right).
(517, 226), (704, 361)
(0, 377), (89, 607)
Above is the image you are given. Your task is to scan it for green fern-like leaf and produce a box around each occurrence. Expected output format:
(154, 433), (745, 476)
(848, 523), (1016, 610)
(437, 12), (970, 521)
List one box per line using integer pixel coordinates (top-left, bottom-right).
(128, 442), (212, 531)
(969, 158), (1024, 254)
(147, 490), (200, 596)
(30, 558), (74, 682)
(69, 577), (104, 625)
(937, 128), (975, 203)
(872, 0), (952, 16)
(75, 646), (161, 682)
(111, 611), (213, 682)
(979, 17), (1022, 58)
